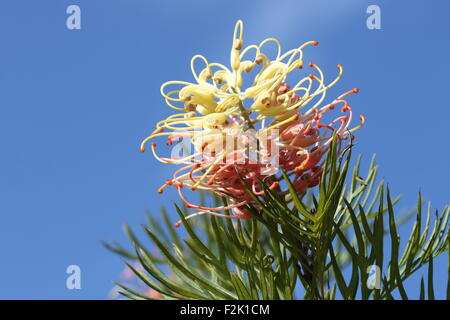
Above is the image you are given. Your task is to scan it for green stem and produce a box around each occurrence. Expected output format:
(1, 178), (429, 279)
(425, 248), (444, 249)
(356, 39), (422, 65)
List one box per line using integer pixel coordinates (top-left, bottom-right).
(230, 87), (254, 130)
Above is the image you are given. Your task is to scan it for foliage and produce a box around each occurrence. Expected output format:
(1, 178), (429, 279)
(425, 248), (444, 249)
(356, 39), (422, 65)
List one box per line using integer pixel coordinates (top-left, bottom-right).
(104, 142), (450, 300)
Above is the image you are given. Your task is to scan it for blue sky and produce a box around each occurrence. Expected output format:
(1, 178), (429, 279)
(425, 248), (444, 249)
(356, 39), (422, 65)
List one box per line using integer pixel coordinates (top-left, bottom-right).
(0, 0), (448, 299)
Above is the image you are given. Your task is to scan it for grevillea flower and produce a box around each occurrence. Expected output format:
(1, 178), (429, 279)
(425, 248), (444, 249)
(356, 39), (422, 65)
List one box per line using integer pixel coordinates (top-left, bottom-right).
(140, 21), (364, 226)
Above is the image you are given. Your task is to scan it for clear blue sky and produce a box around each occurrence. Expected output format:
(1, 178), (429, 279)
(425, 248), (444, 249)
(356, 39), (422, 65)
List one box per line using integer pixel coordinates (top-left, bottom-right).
(0, 0), (448, 299)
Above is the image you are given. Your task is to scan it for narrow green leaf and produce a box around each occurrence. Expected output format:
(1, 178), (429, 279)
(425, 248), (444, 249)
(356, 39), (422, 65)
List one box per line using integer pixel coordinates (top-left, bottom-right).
(329, 245), (348, 298)
(143, 226), (236, 299)
(230, 273), (251, 300)
(447, 229), (450, 300)
(427, 256), (435, 300)
(419, 277), (425, 300)
(387, 188), (408, 300)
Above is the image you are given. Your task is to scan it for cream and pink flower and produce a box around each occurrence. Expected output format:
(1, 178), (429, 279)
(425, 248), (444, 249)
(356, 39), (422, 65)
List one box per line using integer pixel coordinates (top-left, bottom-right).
(140, 21), (364, 225)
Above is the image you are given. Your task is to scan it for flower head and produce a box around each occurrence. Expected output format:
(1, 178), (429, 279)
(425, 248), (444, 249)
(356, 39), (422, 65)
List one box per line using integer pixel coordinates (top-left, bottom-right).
(141, 21), (364, 226)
